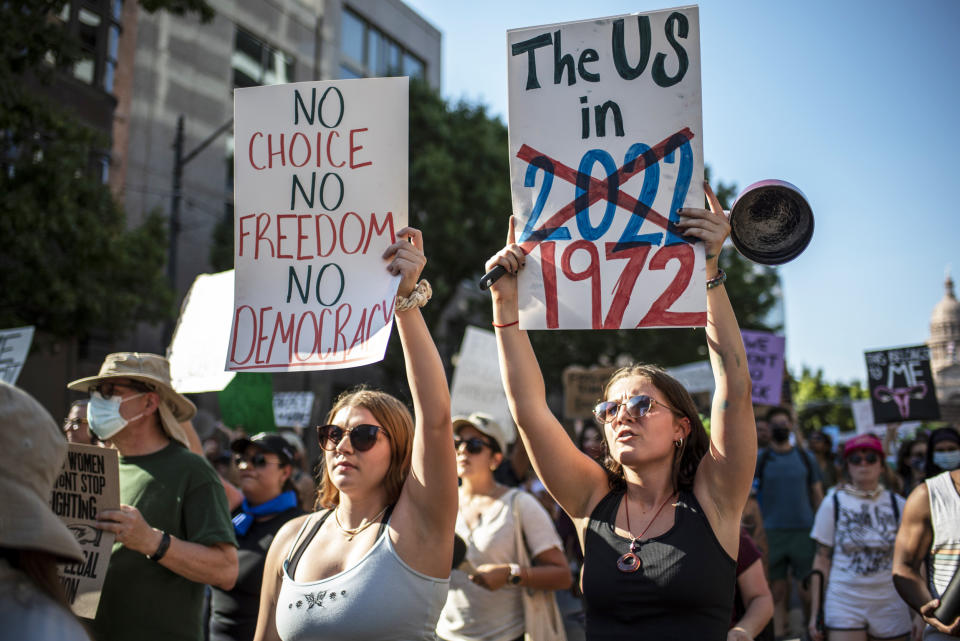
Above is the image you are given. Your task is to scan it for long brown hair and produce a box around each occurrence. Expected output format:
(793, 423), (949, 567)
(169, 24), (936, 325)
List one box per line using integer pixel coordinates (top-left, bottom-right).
(315, 387), (414, 510)
(599, 364), (709, 494)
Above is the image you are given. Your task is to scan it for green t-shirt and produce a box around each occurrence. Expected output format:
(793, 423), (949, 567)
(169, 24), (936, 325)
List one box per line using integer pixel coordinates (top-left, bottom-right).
(91, 443), (237, 641)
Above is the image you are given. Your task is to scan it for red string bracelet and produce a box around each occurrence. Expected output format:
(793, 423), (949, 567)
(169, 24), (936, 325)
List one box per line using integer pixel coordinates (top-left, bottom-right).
(492, 320), (519, 328)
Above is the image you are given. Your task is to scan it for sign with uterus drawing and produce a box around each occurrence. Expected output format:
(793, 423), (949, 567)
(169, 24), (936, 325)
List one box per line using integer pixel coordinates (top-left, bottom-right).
(864, 345), (940, 423)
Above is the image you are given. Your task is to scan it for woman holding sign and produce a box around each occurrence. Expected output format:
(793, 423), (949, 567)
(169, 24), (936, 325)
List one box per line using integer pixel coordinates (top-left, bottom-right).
(485, 183), (756, 640)
(254, 228), (458, 641)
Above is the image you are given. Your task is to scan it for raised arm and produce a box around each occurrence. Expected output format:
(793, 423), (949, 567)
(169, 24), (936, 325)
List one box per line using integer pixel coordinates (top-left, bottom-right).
(487, 218), (609, 520)
(682, 182), (756, 526)
(384, 228), (458, 574)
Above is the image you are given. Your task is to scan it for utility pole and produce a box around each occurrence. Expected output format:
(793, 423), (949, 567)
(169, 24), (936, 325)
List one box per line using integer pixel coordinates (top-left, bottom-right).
(164, 114), (233, 345)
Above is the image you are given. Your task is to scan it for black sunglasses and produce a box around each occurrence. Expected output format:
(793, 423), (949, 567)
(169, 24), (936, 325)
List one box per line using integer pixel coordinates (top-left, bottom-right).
(234, 453), (283, 468)
(847, 452), (880, 465)
(454, 437), (493, 454)
(593, 395), (679, 424)
(317, 423), (386, 452)
(91, 380), (152, 398)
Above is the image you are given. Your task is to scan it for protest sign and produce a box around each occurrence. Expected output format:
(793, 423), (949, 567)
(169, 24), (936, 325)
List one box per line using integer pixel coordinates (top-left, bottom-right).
(220, 372), (277, 432)
(742, 329), (785, 405)
(273, 391), (315, 427)
(851, 398), (920, 440)
(227, 78), (408, 372)
(450, 326), (516, 442)
(864, 345), (940, 423)
(50, 443), (119, 618)
(666, 360), (714, 395)
(507, 7), (705, 330)
(0, 325), (34, 384)
(169, 270), (236, 393)
(563, 365), (617, 419)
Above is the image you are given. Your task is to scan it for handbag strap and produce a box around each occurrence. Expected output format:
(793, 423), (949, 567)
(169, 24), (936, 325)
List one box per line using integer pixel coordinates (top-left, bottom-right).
(510, 489), (531, 567)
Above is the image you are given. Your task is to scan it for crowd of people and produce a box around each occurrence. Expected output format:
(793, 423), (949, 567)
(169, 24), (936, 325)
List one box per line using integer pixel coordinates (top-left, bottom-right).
(3, 209), (960, 641)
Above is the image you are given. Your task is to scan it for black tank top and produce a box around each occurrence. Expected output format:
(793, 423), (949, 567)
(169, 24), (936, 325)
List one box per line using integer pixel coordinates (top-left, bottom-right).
(582, 489), (736, 640)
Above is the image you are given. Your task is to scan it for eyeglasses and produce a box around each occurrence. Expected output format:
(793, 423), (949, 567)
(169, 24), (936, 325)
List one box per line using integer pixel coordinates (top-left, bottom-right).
(847, 452), (880, 465)
(90, 380), (152, 398)
(593, 395), (679, 424)
(454, 437), (494, 454)
(234, 453), (283, 468)
(317, 423), (386, 452)
(63, 418), (88, 432)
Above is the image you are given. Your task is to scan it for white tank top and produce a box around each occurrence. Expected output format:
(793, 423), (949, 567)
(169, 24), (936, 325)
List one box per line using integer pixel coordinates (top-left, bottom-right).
(925, 471), (960, 598)
(275, 510), (449, 641)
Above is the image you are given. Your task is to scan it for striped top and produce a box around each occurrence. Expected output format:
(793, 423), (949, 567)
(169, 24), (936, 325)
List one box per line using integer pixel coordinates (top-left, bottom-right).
(926, 471), (960, 598)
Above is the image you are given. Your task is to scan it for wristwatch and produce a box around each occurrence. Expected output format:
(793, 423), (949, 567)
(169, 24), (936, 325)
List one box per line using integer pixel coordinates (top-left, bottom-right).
(508, 563), (522, 585)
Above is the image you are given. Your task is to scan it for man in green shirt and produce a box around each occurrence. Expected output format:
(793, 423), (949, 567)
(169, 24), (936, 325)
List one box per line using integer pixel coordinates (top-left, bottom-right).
(68, 353), (238, 641)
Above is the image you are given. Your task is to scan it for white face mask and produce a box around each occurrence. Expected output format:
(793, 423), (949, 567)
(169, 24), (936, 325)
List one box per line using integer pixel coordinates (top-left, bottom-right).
(933, 450), (960, 471)
(87, 391), (145, 440)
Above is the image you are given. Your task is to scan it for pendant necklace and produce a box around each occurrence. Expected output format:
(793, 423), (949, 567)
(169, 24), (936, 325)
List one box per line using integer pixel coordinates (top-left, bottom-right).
(334, 504), (389, 541)
(617, 491), (676, 573)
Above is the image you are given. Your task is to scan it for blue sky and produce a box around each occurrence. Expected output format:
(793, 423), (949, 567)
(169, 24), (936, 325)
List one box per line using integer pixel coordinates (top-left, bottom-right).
(403, 0), (960, 385)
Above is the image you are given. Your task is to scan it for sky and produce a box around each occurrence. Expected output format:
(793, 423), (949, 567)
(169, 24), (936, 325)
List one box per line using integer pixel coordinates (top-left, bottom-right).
(403, 0), (960, 385)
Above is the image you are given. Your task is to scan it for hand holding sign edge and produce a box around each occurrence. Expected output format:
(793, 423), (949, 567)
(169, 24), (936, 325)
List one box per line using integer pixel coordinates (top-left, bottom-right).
(383, 227), (426, 298)
(674, 181), (731, 268)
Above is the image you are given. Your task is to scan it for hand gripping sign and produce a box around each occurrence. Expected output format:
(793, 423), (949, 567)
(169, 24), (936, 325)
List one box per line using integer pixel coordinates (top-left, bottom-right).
(506, 7), (706, 329)
(227, 78), (407, 372)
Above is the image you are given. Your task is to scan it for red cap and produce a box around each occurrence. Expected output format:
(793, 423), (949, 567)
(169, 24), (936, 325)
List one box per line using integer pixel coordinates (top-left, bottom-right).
(843, 433), (883, 458)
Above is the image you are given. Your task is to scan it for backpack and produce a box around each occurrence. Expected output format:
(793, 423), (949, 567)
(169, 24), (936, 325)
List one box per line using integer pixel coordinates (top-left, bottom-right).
(832, 489), (900, 524)
(755, 446), (816, 506)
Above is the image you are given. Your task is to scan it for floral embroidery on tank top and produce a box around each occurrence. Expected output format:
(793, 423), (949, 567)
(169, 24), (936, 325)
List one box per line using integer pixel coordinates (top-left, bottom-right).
(288, 590), (348, 609)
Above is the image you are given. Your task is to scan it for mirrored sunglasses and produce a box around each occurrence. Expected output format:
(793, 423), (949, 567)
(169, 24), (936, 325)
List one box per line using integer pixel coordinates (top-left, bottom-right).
(454, 437), (493, 454)
(593, 395), (678, 424)
(317, 423), (385, 452)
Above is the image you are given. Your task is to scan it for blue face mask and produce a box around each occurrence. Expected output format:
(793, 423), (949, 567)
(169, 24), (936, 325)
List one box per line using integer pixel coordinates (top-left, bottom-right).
(933, 450), (960, 471)
(87, 391), (144, 440)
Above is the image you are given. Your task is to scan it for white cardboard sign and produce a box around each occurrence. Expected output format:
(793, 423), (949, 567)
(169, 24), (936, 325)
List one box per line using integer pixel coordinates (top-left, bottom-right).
(0, 325), (35, 384)
(450, 326), (516, 442)
(227, 78), (408, 372)
(169, 270), (237, 393)
(507, 7), (705, 330)
(273, 391), (316, 428)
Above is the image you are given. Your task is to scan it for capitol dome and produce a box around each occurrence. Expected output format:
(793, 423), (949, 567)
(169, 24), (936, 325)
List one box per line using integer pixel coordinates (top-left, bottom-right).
(930, 274), (960, 372)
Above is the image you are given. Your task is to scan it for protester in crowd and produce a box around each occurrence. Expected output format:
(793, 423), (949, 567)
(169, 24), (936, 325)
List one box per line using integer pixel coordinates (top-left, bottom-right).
(807, 434), (913, 641)
(279, 430), (319, 511)
(493, 434), (532, 488)
(0, 382), (90, 640)
(67, 352), (238, 641)
(809, 430), (838, 490)
(437, 413), (571, 641)
(206, 433), (304, 641)
(730, 528), (775, 641)
(254, 228), (457, 641)
(893, 446), (960, 639)
(578, 422), (605, 464)
(485, 184), (756, 638)
(756, 417), (771, 450)
(924, 427), (960, 479)
(895, 436), (928, 498)
(755, 405), (824, 638)
(62, 399), (101, 446)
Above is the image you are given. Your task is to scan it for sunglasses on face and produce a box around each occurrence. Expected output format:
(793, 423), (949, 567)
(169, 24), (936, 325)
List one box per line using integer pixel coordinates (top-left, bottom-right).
(454, 437), (493, 454)
(234, 453), (283, 468)
(90, 380), (152, 398)
(593, 395), (678, 424)
(847, 452), (880, 465)
(317, 423), (386, 452)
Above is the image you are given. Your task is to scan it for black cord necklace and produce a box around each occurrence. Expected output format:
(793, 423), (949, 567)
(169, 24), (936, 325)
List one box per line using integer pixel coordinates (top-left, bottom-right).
(617, 492), (676, 573)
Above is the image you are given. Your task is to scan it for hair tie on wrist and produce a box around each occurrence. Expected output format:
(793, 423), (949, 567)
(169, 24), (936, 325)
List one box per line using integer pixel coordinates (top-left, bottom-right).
(706, 269), (726, 290)
(395, 280), (432, 312)
(492, 320), (519, 328)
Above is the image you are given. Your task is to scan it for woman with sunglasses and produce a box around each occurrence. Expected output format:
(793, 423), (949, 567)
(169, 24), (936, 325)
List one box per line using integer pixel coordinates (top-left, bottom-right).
(437, 414), (571, 641)
(807, 434), (914, 641)
(484, 183), (756, 639)
(254, 227), (457, 641)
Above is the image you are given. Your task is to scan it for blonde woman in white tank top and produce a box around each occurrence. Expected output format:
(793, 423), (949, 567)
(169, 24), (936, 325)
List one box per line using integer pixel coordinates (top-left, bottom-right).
(253, 228), (458, 641)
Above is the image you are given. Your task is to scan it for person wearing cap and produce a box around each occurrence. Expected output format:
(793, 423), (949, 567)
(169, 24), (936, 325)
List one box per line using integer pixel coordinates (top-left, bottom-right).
(67, 352), (238, 641)
(437, 413), (571, 641)
(893, 429), (960, 640)
(254, 227), (458, 641)
(209, 433), (304, 641)
(0, 382), (90, 640)
(807, 434), (913, 641)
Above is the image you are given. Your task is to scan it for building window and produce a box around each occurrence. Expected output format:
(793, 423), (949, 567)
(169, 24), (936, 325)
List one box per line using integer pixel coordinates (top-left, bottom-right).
(232, 27), (294, 89)
(57, 1), (123, 93)
(339, 7), (425, 80)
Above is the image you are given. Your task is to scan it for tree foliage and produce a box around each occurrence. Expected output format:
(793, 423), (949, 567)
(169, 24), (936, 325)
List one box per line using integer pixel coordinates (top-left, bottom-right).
(792, 366), (868, 432)
(0, 0), (211, 342)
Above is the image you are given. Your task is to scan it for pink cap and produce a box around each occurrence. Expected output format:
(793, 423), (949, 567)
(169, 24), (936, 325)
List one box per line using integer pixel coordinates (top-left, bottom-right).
(843, 434), (883, 458)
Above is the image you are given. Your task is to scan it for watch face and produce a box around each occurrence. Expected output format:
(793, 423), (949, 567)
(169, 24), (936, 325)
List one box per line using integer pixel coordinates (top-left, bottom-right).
(509, 574), (521, 585)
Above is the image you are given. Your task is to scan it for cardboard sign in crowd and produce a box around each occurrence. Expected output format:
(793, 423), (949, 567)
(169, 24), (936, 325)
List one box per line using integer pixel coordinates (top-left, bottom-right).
(0, 325), (34, 385)
(227, 78), (408, 372)
(508, 7), (706, 330)
(864, 344), (940, 423)
(742, 329), (785, 405)
(450, 326), (516, 442)
(50, 443), (120, 618)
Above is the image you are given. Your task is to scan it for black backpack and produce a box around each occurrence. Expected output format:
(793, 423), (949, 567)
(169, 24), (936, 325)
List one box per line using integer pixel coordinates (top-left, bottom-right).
(755, 446), (816, 506)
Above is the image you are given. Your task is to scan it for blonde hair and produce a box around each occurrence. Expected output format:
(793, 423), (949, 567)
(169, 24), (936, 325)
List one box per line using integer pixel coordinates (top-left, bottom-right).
(315, 387), (414, 510)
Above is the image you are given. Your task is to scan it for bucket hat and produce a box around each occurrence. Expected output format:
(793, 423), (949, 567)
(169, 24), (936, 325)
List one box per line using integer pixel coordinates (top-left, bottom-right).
(0, 382), (84, 562)
(68, 352), (195, 448)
